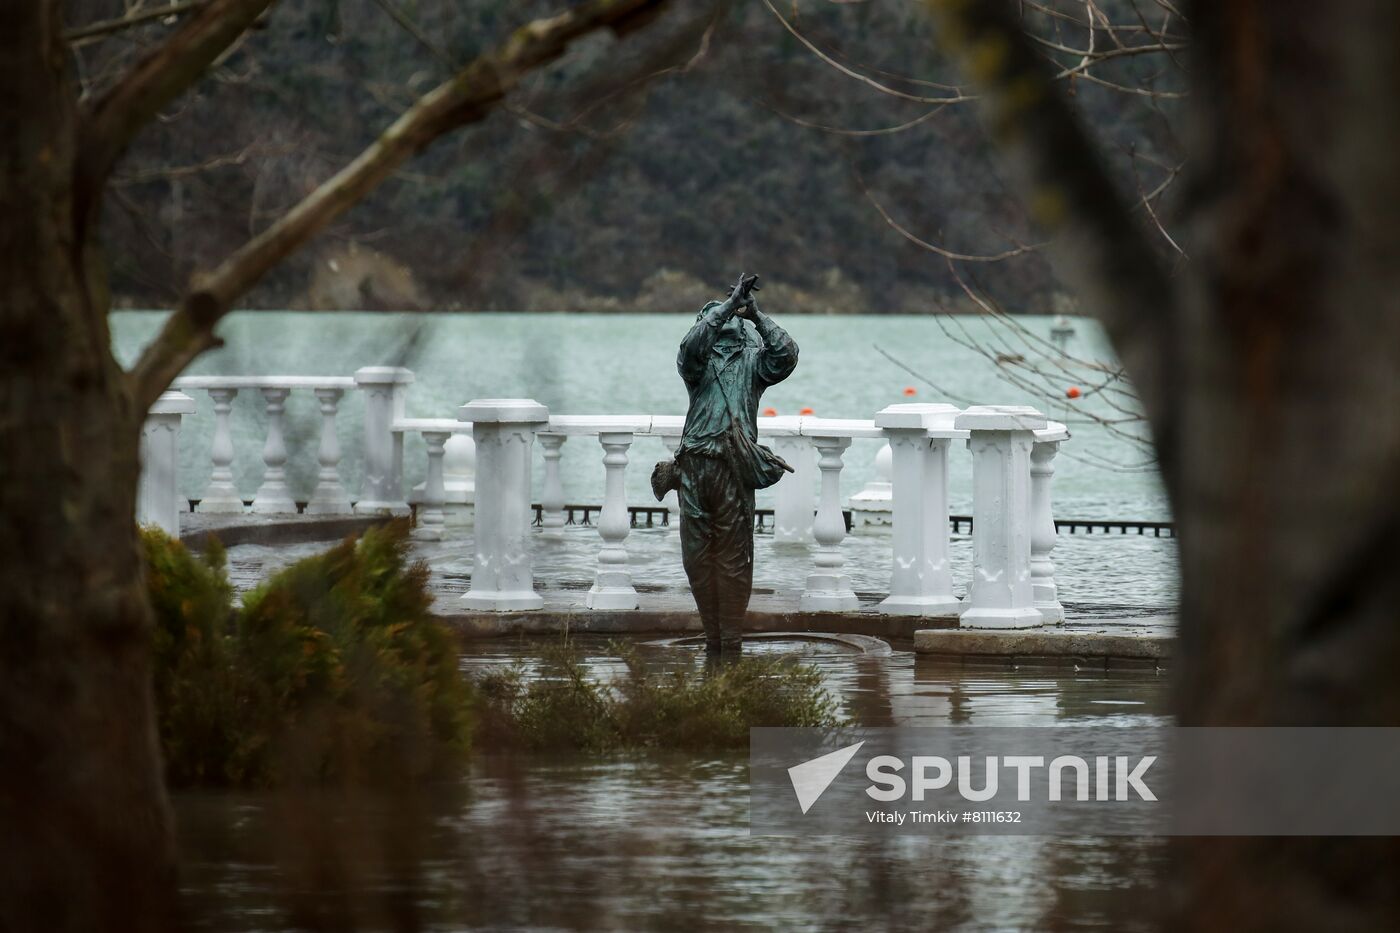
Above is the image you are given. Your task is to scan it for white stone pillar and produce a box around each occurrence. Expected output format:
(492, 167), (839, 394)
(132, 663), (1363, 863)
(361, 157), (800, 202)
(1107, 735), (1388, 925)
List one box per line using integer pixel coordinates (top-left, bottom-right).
(1031, 428), (1068, 624)
(538, 432), (567, 538)
(305, 386), (352, 514)
(250, 386), (296, 514)
(458, 399), (548, 611)
(772, 433), (815, 544)
(875, 403), (962, 617)
(354, 366), (414, 514)
(586, 432), (639, 610)
(800, 435), (859, 611)
(414, 430), (451, 542)
(198, 386), (244, 513)
(956, 406), (1047, 629)
(138, 391), (197, 536)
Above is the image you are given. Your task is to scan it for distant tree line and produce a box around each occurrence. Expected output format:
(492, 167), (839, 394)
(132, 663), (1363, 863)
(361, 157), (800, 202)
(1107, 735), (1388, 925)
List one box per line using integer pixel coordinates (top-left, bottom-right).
(76, 0), (1182, 313)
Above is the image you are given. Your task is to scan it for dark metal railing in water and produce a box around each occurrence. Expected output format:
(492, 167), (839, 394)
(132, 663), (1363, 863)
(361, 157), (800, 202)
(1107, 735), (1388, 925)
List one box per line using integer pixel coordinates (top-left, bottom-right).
(530, 505), (1176, 538)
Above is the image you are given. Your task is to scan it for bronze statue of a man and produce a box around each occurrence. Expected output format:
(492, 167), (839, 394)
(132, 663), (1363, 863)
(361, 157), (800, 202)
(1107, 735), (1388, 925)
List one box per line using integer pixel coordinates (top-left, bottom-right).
(668, 273), (799, 654)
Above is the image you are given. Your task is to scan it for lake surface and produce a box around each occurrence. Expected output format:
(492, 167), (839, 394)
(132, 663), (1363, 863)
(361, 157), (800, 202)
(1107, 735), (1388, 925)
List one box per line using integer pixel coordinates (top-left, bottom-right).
(111, 311), (1170, 521)
(174, 637), (1172, 932)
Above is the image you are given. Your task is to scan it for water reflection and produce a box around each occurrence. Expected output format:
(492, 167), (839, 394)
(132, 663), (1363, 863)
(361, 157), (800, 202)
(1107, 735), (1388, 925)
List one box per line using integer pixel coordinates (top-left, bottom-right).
(175, 638), (1170, 931)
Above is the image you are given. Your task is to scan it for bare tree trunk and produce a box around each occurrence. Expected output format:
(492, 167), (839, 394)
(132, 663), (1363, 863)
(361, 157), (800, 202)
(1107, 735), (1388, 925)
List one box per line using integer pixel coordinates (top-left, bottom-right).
(0, 4), (178, 930)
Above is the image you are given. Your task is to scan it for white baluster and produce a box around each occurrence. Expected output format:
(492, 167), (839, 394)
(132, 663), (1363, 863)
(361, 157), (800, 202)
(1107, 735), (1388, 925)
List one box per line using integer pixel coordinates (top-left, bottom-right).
(443, 432), (476, 509)
(586, 432), (639, 610)
(414, 430), (451, 541)
(800, 434), (859, 611)
(538, 432), (567, 538)
(956, 406), (1046, 628)
(198, 386), (244, 513)
(305, 386), (352, 514)
(354, 366), (414, 514)
(138, 391), (197, 536)
(251, 386), (296, 514)
(875, 403), (962, 617)
(658, 434), (681, 530)
(1031, 430), (1067, 624)
(772, 432), (816, 544)
(459, 399), (548, 611)
(848, 441), (894, 527)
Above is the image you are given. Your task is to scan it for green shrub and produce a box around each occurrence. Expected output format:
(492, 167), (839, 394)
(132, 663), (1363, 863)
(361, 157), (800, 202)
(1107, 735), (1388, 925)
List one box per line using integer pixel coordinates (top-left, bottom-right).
(140, 521), (472, 787)
(474, 641), (844, 753)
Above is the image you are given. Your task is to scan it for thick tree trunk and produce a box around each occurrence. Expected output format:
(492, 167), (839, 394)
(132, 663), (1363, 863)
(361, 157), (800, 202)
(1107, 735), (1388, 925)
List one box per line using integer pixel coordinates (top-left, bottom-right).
(0, 3), (178, 930)
(1170, 2), (1400, 927)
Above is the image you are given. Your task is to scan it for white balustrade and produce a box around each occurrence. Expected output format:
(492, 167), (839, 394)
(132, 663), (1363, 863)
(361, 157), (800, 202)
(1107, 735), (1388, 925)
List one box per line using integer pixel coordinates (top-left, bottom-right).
(956, 405), (1047, 629)
(765, 417), (816, 544)
(875, 403), (964, 618)
(305, 386), (352, 514)
(1031, 425), (1069, 624)
(200, 386), (243, 513)
(537, 432), (568, 537)
(154, 369), (1081, 625)
(459, 399), (549, 611)
(355, 366), (414, 515)
(138, 391), (197, 536)
(800, 419), (880, 611)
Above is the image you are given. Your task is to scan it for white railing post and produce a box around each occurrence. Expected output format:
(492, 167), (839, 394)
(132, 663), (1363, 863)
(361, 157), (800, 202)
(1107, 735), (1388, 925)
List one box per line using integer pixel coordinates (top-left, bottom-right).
(586, 432), (639, 610)
(538, 432), (567, 537)
(956, 405), (1047, 628)
(354, 366), (414, 514)
(138, 391), (197, 536)
(305, 386), (352, 514)
(875, 403), (963, 618)
(800, 433), (859, 611)
(770, 423), (815, 544)
(458, 399), (548, 611)
(415, 429), (451, 541)
(199, 386), (244, 513)
(250, 386), (296, 514)
(1031, 425), (1069, 624)
(648, 416), (684, 530)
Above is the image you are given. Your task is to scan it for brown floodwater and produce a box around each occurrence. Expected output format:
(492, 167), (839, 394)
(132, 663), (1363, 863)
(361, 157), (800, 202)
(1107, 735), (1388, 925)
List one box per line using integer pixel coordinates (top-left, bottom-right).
(174, 636), (1172, 931)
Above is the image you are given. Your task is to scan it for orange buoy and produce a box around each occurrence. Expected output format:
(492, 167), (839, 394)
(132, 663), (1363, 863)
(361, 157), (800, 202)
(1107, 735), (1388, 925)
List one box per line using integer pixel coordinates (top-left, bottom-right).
(800, 406), (815, 416)
(762, 406), (778, 417)
(902, 386), (917, 397)
(1066, 386), (1082, 399)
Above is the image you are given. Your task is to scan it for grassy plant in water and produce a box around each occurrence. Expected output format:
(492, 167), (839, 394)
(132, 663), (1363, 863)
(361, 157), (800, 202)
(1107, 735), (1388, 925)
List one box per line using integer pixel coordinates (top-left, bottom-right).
(475, 641), (844, 753)
(141, 521), (472, 787)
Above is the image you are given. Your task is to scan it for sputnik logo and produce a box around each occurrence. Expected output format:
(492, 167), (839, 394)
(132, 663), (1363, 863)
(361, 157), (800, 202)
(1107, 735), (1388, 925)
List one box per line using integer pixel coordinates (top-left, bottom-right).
(788, 741), (865, 814)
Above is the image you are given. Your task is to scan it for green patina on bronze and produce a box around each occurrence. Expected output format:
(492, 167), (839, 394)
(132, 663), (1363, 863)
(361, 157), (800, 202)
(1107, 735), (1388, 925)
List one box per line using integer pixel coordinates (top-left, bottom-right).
(670, 274), (799, 654)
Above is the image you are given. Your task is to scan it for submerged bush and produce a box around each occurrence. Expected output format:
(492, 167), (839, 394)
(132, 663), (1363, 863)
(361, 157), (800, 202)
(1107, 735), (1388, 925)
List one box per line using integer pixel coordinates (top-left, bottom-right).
(140, 521), (472, 787)
(474, 642), (844, 753)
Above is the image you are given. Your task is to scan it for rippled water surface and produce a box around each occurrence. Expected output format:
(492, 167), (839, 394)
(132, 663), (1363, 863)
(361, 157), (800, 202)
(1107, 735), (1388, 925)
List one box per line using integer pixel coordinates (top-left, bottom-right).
(175, 638), (1172, 932)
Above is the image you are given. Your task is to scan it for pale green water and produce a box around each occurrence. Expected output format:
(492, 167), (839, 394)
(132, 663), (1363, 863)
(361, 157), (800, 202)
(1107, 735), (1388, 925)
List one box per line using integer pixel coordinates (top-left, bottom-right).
(111, 311), (1169, 520)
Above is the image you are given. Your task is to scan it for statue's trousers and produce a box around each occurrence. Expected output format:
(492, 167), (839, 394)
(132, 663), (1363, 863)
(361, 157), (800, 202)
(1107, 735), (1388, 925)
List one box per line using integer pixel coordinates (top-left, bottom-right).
(678, 452), (754, 650)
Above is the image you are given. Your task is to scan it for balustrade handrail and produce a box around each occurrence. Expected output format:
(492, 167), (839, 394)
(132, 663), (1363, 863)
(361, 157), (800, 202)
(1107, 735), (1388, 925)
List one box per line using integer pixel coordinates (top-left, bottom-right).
(173, 375), (356, 389)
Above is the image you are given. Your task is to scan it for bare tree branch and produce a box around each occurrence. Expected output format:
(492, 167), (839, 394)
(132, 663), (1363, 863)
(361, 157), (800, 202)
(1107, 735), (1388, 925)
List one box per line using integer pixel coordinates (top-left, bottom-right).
(64, 2), (209, 46)
(924, 0), (1177, 455)
(128, 0), (675, 409)
(78, 0), (276, 196)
